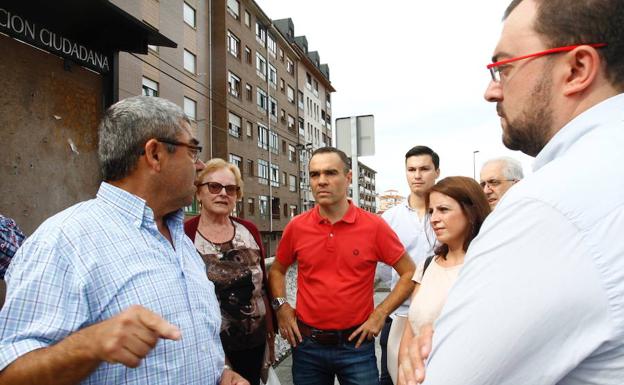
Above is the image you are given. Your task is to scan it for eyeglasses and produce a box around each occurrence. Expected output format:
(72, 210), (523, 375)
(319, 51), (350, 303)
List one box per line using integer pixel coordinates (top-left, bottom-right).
(487, 43), (607, 82)
(480, 179), (516, 189)
(156, 138), (203, 162)
(197, 181), (240, 196)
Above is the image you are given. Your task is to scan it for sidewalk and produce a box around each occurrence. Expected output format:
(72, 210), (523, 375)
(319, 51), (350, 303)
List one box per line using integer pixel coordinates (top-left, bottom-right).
(273, 290), (388, 385)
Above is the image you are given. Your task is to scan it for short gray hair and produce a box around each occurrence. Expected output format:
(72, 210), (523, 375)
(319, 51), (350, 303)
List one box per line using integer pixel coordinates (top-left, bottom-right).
(98, 96), (191, 181)
(483, 157), (524, 181)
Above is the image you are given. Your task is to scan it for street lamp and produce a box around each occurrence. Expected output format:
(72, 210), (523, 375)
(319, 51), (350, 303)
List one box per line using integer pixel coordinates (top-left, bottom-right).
(473, 150), (480, 179)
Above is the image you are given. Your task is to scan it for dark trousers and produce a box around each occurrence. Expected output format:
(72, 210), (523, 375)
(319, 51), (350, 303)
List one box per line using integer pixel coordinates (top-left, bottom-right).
(292, 337), (379, 385)
(227, 342), (266, 385)
(379, 318), (393, 385)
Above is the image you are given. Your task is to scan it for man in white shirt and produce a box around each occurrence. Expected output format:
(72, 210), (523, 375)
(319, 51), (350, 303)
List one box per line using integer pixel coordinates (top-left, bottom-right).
(379, 146), (438, 385)
(478, 157), (523, 209)
(399, 0), (624, 384)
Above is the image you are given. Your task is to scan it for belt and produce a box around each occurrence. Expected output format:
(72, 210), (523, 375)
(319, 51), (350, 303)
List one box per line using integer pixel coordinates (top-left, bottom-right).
(297, 320), (360, 346)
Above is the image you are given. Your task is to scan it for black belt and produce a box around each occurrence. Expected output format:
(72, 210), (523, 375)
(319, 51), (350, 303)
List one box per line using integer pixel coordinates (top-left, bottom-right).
(297, 320), (360, 345)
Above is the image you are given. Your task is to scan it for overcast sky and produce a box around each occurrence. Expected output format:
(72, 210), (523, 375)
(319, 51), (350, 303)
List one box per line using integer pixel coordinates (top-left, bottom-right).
(257, 0), (534, 196)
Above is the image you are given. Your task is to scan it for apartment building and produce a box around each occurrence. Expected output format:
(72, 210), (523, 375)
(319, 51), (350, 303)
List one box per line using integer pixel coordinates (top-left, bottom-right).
(378, 189), (406, 214)
(348, 161), (377, 213)
(211, 0), (302, 255)
(274, 18), (335, 212)
(109, 1), (334, 256)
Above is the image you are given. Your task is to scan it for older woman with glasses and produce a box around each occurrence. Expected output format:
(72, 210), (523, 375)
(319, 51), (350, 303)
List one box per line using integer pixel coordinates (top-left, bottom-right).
(184, 158), (276, 385)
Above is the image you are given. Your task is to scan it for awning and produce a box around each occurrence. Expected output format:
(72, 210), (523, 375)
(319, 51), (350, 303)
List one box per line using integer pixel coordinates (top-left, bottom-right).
(1, 0), (176, 54)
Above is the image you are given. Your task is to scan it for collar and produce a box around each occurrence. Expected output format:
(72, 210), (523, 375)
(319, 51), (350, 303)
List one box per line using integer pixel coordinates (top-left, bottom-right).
(312, 200), (357, 224)
(97, 182), (184, 229)
(533, 93), (624, 171)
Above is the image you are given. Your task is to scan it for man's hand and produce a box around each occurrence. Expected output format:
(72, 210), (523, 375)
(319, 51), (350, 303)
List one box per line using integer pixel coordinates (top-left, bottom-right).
(220, 367), (249, 385)
(276, 303), (302, 347)
(87, 305), (181, 368)
(348, 308), (386, 348)
(398, 324), (433, 385)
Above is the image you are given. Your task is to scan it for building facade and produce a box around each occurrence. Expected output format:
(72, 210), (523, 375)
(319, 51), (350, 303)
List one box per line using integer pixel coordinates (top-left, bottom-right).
(378, 189), (406, 214)
(348, 161), (377, 213)
(274, 18), (335, 213)
(105, 1), (335, 256)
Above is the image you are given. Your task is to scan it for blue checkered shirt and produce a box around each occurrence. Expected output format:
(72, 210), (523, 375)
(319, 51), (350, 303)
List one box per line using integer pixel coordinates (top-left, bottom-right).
(0, 183), (224, 384)
(0, 214), (25, 279)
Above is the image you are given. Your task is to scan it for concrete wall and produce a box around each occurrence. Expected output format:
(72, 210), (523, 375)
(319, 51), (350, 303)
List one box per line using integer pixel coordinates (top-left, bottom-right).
(0, 34), (103, 235)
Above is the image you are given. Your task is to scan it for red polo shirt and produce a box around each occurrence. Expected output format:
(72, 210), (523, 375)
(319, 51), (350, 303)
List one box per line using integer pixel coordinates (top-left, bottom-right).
(276, 202), (405, 330)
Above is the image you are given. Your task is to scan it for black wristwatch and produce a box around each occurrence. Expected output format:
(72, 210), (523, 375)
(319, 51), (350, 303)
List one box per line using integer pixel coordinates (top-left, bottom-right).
(271, 297), (288, 310)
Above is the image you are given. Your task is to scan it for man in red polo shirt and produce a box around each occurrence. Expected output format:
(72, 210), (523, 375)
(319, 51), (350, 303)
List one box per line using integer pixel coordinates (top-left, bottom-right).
(269, 147), (415, 385)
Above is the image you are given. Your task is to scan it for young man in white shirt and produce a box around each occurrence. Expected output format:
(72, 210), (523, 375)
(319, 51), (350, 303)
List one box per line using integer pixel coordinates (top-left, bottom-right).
(379, 146), (439, 385)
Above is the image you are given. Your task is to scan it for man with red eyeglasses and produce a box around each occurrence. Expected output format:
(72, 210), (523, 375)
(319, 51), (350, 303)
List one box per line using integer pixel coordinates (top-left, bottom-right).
(399, 1), (624, 384)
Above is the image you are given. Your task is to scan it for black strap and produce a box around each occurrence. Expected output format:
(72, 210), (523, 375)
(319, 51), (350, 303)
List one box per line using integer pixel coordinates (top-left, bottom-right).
(423, 255), (434, 274)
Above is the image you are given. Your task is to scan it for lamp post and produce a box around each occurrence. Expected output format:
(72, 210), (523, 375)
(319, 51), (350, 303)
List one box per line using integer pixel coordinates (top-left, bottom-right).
(473, 150), (480, 179)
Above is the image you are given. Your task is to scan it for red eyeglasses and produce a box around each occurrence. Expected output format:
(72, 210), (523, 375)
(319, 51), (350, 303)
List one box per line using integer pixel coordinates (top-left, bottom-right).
(487, 43), (607, 82)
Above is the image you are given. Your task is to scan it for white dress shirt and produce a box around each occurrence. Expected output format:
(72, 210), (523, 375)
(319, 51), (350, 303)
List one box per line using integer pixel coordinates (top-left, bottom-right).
(382, 201), (436, 317)
(425, 94), (624, 384)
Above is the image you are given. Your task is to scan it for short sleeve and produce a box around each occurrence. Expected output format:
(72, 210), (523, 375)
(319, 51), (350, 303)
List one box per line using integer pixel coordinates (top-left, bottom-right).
(412, 260), (425, 284)
(375, 217), (406, 266)
(276, 219), (296, 266)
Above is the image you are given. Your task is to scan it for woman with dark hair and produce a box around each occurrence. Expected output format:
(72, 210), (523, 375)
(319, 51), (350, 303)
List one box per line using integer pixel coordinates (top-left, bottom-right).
(184, 158), (276, 385)
(392, 176), (490, 384)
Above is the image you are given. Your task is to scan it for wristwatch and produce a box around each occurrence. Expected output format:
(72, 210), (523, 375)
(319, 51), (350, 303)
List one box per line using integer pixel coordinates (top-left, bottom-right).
(271, 297), (288, 310)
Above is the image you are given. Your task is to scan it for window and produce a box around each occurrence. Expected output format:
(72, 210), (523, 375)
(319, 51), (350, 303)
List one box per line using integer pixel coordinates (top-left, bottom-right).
(256, 52), (266, 79)
(255, 22), (266, 45)
(227, 31), (240, 57)
(298, 117), (305, 136)
(269, 131), (279, 154)
(183, 3), (196, 27)
(142, 77), (158, 97)
(280, 109), (286, 122)
(258, 160), (269, 184)
(184, 49), (196, 73)
(228, 72), (241, 98)
(287, 86), (295, 103)
(227, 0), (239, 19)
(282, 171), (287, 186)
(280, 78), (285, 92)
(313, 79), (319, 95)
(244, 47), (252, 64)
(289, 204), (298, 218)
(245, 83), (253, 101)
(246, 121), (253, 137)
(286, 57), (294, 75)
(259, 195), (268, 217)
(298, 90), (304, 109)
(247, 159), (254, 176)
(244, 11), (251, 27)
(287, 115), (295, 131)
(270, 164), (279, 187)
(229, 154), (242, 170)
(269, 65), (277, 88)
(326, 92), (331, 108)
(257, 124), (268, 149)
(306, 72), (312, 89)
(267, 34), (277, 57)
(289, 174), (297, 192)
(284, 203), (288, 217)
(257, 88), (267, 111)
(269, 97), (278, 120)
(247, 197), (255, 215)
(184, 97), (196, 120)
(288, 145), (296, 162)
(228, 112), (241, 138)
(282, 139), (287, 153)
(271, 197), (280, 219)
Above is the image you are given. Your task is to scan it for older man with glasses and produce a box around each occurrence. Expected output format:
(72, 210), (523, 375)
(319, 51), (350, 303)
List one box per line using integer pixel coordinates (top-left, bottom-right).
(479, 157), (523, 209)
(399, 0), (624, 384)
(0, 96), (248, 385)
